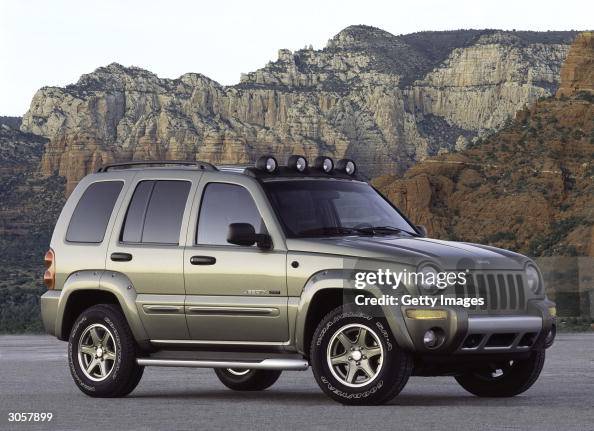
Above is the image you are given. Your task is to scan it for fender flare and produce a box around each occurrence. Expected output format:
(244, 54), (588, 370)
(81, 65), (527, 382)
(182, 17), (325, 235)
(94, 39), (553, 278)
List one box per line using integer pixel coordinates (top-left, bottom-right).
(293, 269), (414, 354)
(55, 270), (149, 346)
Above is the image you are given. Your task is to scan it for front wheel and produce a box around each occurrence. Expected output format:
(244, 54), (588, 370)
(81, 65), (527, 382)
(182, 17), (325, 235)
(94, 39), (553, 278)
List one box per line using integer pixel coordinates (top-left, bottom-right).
(68, 304), (144, 397)
(214, 368), (282, 391)
(455, 350), (545, 397)
(310, 304), (412, 405)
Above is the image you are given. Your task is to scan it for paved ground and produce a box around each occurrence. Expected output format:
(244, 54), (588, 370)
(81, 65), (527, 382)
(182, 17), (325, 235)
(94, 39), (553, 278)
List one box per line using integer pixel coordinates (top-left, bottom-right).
(0, 334), (593, 431)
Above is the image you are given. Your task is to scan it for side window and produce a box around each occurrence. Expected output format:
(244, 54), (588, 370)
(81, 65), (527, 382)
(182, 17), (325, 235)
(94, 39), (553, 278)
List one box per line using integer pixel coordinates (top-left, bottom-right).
(197, 183), (264, 246)
(121, 180), (191, 245)
(66, 181), (123, 243)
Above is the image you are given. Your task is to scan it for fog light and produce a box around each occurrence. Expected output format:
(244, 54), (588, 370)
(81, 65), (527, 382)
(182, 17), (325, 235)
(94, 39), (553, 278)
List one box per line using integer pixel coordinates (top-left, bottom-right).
(423, 330), (438, 348)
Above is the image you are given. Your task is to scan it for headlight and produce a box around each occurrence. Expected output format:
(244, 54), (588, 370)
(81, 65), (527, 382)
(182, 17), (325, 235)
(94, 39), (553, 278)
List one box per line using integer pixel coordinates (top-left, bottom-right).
(525, 264), (541, 294)
(418, 264), (440, 294)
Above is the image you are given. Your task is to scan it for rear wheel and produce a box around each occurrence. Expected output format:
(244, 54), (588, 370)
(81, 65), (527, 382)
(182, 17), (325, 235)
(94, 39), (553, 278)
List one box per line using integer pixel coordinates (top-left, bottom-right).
(455, 350), (545, 397)
(214, 368), (282, 391)
(310, 304), (412, 405)
(68, 304), (144, 397)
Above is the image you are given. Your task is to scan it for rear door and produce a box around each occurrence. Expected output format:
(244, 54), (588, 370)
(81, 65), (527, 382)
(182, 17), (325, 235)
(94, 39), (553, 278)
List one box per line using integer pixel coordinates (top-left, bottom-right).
(106, 170), (201, 340)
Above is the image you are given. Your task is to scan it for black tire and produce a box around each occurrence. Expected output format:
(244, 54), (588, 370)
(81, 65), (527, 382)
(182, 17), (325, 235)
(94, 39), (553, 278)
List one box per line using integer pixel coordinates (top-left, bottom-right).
(68, 304), (144, 397)
(310, 304), (412, 405)
(119, 362), (145, 396)
(214, 368), (281, 391)
(455, 349), (545, 397)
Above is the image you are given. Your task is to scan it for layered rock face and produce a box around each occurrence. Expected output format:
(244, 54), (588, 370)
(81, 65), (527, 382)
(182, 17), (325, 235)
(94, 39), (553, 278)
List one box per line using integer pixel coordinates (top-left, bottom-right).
(557, 32), (594, 97)
(20, 27), (576, 192)
(374, 32), (594, 258)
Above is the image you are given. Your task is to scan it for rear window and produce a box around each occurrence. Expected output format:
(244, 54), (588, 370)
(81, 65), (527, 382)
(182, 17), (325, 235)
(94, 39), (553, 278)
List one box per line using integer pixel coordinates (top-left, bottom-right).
(121, 180), (191, 244)
(66, 181), (123, 243)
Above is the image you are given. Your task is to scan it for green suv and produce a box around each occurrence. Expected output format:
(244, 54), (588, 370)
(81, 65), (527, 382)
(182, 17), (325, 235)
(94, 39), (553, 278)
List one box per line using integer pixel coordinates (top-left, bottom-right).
(40, 156), (556, 405)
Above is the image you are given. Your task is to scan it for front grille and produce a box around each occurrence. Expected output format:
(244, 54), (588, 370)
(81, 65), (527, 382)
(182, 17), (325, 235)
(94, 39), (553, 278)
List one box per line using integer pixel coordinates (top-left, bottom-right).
(453, 272), (526, 312)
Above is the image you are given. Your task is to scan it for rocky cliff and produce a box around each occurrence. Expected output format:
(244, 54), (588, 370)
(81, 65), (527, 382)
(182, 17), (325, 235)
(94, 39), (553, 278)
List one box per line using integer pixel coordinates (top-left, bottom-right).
(373, 32), (594, 258)
(557, 32), (594, 97)
(20, 27), (576, 192)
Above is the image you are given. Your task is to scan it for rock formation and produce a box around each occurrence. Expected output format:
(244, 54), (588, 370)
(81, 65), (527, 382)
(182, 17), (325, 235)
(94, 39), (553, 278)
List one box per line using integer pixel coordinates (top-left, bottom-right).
(374, 32), (594, 258)
(557, 32), (594, 97)
(19, 27), (576, 192)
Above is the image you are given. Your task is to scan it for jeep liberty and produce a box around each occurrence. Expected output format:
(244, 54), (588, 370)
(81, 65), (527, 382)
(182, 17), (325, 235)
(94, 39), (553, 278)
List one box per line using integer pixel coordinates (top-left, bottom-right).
(40, 156), (557, 405)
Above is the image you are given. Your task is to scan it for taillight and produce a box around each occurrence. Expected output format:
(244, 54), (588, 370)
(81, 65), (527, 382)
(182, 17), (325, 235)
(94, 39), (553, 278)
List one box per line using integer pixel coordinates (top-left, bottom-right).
(44, 249), (55, 290)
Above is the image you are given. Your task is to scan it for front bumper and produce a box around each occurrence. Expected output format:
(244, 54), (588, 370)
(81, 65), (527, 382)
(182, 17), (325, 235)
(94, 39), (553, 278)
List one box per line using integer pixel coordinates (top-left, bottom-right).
(400, 298), (556, 355)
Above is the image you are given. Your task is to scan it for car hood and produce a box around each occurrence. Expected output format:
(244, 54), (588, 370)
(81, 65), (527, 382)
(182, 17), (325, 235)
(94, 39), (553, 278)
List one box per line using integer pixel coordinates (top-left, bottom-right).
(285, 235), (529, 271)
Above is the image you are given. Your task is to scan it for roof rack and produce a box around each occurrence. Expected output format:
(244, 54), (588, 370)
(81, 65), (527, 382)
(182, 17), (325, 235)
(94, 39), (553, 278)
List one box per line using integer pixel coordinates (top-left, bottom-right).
(216, 165), (250, 173)
(96, 160), (218, 173)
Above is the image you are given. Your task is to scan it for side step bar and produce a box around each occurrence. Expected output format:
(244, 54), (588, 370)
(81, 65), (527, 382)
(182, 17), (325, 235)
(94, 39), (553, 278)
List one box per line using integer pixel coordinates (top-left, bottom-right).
(137, 358), (309, 371)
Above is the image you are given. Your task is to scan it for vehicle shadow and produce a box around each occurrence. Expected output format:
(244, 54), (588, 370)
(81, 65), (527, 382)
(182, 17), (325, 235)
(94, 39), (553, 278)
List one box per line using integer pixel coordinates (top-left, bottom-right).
(129, 389), (329, 405)
(130, 389), (549, 407)
(387, 393), (545, 407)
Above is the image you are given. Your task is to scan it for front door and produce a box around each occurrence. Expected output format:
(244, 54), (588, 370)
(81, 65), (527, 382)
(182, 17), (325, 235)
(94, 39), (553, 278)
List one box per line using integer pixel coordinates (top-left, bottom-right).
(184, 174), (288, 343)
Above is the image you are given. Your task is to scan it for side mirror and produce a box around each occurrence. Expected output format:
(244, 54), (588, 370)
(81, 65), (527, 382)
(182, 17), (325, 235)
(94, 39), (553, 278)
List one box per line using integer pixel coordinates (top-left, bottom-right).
(227, 223), (272, 249)
(415, 225), (428, 237)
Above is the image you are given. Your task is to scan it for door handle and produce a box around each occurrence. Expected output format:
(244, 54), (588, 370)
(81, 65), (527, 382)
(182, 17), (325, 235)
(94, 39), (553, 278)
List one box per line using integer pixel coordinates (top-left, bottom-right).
(110, 252), (133, 262)
(190, 255), (216, 265)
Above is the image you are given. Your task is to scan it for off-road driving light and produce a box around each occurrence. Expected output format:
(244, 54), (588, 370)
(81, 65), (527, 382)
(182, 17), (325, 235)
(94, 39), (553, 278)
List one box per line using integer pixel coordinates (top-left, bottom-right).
(336, 159), (357, 175)
(255, 155), (278, 173)
(405, 309), (447, 320)
(423, 329), (438, 348)
(288, 155), (308, 172)
(525, 264), (541, 294)
(314, 156), (334, 173)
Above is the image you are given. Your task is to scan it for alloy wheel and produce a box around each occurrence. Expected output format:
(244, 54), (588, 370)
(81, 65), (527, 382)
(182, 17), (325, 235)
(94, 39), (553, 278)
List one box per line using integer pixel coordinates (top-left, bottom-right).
(326, 323), (384, 387)
(78, 323), (117, 382)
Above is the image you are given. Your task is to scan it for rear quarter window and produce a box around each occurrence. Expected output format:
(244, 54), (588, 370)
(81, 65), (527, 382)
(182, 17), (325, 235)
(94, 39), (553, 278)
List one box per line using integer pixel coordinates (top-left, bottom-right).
(66, 181), (124, 243)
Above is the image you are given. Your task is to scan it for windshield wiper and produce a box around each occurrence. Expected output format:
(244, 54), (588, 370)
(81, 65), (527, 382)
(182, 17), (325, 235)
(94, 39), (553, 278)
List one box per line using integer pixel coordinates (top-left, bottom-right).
(354, 226), (413, 236)
(298, 225), (415, 237)
(297, 226), (366, 237)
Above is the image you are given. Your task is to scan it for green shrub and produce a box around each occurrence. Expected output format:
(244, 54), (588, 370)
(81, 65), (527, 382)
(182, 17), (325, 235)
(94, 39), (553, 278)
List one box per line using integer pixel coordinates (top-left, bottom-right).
(528, 216), (587, 256)
(0, 286), (45, 333)
(484, 231), (516, 243)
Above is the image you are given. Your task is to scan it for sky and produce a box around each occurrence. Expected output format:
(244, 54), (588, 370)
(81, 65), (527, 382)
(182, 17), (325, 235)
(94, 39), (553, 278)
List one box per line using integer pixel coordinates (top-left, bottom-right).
(0, 0), (591, 115)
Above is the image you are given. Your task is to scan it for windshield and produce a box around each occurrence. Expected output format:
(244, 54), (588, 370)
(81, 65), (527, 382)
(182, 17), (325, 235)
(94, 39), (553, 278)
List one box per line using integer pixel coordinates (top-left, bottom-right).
(263, 180), (417, 238)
